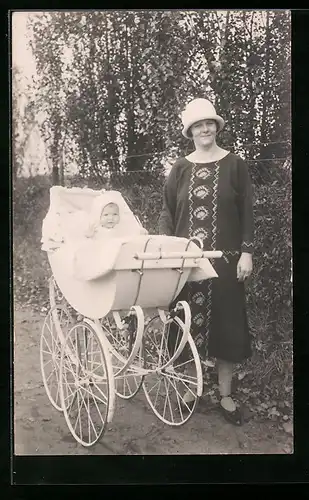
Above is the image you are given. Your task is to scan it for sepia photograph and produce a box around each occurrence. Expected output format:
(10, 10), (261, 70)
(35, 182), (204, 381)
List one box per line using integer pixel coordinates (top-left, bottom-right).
(12, 9), (292, 457)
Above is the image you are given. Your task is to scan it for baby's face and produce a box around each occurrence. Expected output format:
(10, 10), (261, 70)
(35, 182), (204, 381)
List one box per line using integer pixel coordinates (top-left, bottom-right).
(100, 203), (120, 228)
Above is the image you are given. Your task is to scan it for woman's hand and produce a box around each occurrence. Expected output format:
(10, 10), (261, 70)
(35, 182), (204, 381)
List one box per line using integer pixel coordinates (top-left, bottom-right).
(237, 252), (253, 282)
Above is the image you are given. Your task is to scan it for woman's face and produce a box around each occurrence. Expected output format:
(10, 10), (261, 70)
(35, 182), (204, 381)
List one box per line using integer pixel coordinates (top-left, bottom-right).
(100, 203), (120, 228)
(190, 119), (218, 147)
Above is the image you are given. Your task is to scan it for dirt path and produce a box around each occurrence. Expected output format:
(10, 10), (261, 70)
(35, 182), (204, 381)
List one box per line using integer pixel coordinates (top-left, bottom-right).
(13, 306), (293, 455)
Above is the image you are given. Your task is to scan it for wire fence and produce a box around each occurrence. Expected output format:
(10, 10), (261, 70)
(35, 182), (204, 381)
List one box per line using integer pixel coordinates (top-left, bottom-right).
(66, 155), (291, 190)
(79, 140), (291, 162)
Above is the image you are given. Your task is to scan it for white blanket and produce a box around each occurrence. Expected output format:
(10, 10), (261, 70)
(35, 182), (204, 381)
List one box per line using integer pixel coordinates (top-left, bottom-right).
(71, 236), (131, 281)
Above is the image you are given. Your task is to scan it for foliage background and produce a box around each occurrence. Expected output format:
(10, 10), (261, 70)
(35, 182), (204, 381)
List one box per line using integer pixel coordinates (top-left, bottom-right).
(13, 10), (292, 421)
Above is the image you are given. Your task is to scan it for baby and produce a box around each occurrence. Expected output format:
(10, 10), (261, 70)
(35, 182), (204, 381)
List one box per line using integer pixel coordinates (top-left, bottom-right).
(100, 202), (120, 229)
(85, 202), (121, 239)
(85, 193), (148, 240)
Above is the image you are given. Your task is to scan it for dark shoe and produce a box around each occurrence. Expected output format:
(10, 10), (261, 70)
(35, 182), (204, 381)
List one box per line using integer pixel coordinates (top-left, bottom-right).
(219, 399), (244, 426)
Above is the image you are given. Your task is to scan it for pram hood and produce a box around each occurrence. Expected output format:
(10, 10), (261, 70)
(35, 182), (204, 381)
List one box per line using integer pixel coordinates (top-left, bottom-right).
(41, 186), (143, 251)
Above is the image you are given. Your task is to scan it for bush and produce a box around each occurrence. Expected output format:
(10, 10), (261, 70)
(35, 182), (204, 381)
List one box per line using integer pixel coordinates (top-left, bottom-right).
(247, 178), (292, 339)
(13, 175), (52, 241)
(241, 174), (292, 414)
(13, 176), (52, 308)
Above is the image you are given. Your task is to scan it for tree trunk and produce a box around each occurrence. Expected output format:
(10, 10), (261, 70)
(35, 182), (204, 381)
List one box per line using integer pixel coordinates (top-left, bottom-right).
(260, 11), (271, 157)
(51, 118), (61, 185)
(52, 165), (60, 185)
(105, 14), (119, 173)
(59, 153), (65, 186)
(125, 18), (137, 172)
(247, 11), (257, 146)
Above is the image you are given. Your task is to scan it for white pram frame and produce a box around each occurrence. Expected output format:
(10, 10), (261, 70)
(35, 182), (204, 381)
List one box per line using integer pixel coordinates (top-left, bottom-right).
(40, 187), (222, 447)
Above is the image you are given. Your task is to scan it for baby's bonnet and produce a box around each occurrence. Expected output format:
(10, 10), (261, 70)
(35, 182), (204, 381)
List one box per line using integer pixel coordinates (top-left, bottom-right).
(90, 190), (143, 234)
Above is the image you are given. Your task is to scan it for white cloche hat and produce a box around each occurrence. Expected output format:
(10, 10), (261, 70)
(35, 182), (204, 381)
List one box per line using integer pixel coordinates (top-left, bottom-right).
(181, 98), (225, 139)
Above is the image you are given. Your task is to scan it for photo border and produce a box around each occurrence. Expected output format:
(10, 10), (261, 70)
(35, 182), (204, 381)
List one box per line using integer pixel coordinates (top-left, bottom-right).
(5, 7), (308, 487)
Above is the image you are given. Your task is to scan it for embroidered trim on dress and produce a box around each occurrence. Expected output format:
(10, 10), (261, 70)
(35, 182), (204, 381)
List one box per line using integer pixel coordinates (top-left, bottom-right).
(242, 241), (254, 248)
(204, 162), (220, 352)
(196, 166), (211, 179)
(192, 291), (206, 305)
(193, 185), (210, 199)
(192, 228), (209, 240)
(211, 162), (219, 252)
(193, 206), (209, 220)
(224, 250), (240, 256)
(188, 162), (221, 361)
(193, 312), (205, 327)
(188, 164), (195, 238)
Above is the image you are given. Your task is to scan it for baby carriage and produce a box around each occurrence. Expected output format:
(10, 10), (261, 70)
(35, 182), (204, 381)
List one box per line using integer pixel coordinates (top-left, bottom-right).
(40, 186), (222, 447)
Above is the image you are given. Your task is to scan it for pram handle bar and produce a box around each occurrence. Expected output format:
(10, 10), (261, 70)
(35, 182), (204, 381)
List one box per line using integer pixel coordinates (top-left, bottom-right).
(133, 250), (223, 260)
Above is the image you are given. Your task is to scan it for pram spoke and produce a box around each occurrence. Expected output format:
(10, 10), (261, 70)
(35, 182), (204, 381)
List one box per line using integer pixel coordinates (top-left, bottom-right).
(40, 304), (74, 412)
(143, 308), (203, 426)
(99, 306), (145, 400)
(59, 321), (114, 447)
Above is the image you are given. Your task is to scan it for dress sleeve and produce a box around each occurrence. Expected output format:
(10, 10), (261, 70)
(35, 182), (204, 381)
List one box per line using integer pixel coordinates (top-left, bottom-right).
(237, 157), (254, 254)
(158, 164), (178, 235)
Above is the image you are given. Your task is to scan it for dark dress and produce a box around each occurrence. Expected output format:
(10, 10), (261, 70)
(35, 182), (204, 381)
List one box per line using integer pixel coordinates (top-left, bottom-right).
(158, 153), (254, 363)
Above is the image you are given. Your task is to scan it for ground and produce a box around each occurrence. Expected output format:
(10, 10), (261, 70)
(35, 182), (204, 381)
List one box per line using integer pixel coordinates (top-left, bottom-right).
(14, 305), (293, 456)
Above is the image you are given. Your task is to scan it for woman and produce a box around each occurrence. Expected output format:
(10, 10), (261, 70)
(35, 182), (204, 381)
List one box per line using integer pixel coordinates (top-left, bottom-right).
(158, 98), (254, 425)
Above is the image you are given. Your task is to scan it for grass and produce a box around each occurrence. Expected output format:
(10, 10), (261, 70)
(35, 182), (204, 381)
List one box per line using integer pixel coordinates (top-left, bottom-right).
(13, 234), (51, 310)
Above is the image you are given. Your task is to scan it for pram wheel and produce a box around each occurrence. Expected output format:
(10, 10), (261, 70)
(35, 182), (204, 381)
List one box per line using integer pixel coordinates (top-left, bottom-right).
(99, 306), (145, 400)
(59, 320), (115, 447)
(40, 304), (74, 411)
(142, 306), (203, 426)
